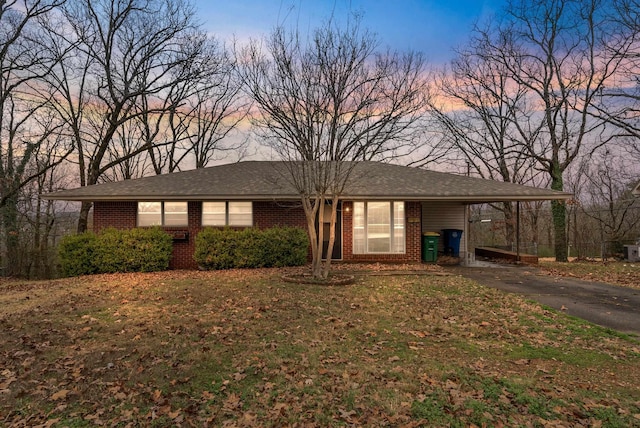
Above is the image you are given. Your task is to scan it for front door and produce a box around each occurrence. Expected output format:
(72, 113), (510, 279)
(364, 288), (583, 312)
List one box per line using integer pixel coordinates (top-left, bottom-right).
(320, 202), (342, 260)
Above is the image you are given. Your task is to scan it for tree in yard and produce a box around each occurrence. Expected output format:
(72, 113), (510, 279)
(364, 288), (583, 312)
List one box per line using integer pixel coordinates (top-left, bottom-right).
(589, 0), (640, 162)
(143, 35), (250, 174)
(43, 0), (202, 232)
(240, 19), (429, 279)
(0, 0), (72, 275)
(7, 150), (75, 277)
(428, 29), (541, 246)
(579, 150), (640, 253)
(448, 0), (634, 261)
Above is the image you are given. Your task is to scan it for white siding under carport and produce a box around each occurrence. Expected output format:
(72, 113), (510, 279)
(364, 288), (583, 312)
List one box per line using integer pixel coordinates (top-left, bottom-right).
(421, 201), (469, 263)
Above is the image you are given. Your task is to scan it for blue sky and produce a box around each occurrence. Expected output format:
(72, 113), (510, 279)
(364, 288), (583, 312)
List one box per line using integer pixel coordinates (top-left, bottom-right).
(193, 0), (505, 64)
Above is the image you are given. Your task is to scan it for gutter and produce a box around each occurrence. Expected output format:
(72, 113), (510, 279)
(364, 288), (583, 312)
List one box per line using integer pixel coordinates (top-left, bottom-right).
(42, 193), (573, 203)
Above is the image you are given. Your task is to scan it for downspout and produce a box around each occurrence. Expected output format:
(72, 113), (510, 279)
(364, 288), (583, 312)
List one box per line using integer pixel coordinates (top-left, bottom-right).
(516, 201), (521, 264)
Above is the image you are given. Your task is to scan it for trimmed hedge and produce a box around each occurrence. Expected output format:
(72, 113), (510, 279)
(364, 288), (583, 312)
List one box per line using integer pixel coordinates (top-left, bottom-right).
(94, 227), (173, 273)
(58, 232), (99, 277)
(194, 226), (309, 270)
(58, 227), (173, 276)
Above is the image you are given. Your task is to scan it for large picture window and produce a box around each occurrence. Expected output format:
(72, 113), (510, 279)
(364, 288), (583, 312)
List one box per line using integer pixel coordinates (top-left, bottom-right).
(353, 201), (405, 254)
(202, 202), (253, 226)
(138, 201), (188, 226)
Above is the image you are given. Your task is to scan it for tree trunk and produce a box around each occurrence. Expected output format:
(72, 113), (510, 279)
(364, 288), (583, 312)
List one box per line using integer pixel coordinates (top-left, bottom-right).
(321, 197), (339, 279)
(312, 198), (324, 278)
(501, 201), (516, 248)
(301, 196), (322, 279)
(2, 197), (20, 276)
(77, 201), (92, 233)
(551, 172), (568, 262)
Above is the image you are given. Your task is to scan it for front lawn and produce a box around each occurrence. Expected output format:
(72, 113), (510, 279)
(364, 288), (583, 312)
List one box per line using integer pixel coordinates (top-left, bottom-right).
(1, 268), (639, 426)
(539, 260), (640, 289)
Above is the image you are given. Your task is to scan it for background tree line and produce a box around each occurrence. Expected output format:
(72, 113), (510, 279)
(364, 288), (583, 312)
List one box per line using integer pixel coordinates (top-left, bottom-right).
(0, 0), (247, 276)
(1, 0), (639, 278)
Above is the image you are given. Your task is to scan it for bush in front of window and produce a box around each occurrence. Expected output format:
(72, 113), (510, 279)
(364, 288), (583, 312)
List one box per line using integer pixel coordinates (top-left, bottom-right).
(234, 227), (266, 268)
(193, 228), (239, 270)
(94, 227), (173, 273)
(194, 226), (309, 270)
(58, 232), (99, 277)
(58, 228), (173, 276)
(261, 226), (309, 267)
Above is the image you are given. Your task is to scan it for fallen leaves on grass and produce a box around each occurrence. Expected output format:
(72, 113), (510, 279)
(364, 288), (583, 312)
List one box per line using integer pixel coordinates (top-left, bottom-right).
(539, 260), (640, 289)
(0, 268), (639, 426)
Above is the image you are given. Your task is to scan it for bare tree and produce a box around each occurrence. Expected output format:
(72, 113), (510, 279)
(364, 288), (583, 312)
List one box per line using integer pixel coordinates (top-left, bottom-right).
(458, 0), (632, 261)
(12, 149), (74, 277)
(580, 150), (640, 250)
(428, 29), (541, 245)
(240, 19), (429, 279)
(0, 0), (72, 275)
(144, 36), (249, 173)
(590, 0), (640, 160)
(104, 119), (153, 181)
(45, 0), (201, 232)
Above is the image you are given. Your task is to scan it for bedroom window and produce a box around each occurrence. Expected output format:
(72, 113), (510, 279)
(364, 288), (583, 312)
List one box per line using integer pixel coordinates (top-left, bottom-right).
(202, 201), (253, 226)
(138, 201), (188, 226)
(353, 201), (405, 254)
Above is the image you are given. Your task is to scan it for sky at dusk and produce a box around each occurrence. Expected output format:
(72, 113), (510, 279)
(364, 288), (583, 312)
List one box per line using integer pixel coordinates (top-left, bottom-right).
(193, 0), (505, 65)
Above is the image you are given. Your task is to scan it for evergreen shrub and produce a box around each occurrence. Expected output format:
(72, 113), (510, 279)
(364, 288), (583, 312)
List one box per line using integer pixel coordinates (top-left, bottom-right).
(94, 227), (173, 273)
(58, 227), (172, 276)
(194, 226), (309, 270)
(58, 232), (99, 277)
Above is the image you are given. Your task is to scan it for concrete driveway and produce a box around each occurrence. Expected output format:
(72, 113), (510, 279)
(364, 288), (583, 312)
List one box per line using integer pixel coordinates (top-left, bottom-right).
(447, 262), (640, 337)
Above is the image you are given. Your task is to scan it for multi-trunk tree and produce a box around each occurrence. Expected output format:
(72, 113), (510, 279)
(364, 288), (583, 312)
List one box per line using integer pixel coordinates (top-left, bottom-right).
(240, 19), (430, 279)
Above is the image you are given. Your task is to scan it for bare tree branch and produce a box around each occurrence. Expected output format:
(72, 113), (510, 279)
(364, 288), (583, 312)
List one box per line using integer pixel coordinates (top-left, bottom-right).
(239, 17), (430, 279)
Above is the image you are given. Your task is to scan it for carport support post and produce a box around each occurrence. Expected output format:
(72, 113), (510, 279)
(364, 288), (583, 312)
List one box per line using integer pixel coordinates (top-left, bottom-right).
(516, 201), (521, 263)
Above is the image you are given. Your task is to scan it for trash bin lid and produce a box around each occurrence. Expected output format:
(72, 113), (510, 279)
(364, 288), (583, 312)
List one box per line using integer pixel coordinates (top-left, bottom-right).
(423, 232), (440, 236)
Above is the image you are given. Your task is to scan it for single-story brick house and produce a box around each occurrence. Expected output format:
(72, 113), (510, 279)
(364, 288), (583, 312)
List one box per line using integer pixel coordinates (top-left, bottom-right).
(45, 161), (571, 269)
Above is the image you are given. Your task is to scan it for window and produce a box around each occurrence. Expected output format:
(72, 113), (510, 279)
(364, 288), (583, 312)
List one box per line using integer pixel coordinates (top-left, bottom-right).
(202, 202), (226, 226)
(164, 202), (188, 226)
(353, 201), (405, 254)
(202, 201), (252, 226)
(137, 201), (188, 226)
(228, 202), (253, 226)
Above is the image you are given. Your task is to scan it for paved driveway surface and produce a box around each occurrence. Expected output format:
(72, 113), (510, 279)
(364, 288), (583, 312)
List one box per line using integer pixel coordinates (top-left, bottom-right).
(447, 263), (640, 337)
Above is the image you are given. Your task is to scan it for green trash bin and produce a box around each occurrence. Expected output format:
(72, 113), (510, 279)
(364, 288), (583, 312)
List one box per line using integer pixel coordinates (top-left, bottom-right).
(422, 232), (439, 262)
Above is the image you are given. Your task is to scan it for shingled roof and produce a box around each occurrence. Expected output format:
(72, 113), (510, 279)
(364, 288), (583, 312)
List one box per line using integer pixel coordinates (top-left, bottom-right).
(44, 161), (572, 203)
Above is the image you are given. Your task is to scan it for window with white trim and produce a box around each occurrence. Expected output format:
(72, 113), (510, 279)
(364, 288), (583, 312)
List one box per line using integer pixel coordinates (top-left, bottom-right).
(137, 201), (188, 226)
(353, 201), (405, 254)
(202, 201), (253, 226)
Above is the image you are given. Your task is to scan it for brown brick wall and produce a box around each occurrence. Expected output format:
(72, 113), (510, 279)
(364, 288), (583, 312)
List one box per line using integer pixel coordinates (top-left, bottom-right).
(253, 201), (307, 229)
(93, 201), (137, 231)
(165, 201), (201, 270)
(92, 199), (424, 269)
(93, 201), (200, 269)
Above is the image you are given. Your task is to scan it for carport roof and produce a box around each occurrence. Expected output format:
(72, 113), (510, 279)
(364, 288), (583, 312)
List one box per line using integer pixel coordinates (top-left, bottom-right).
(43, 161), (572, 203)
